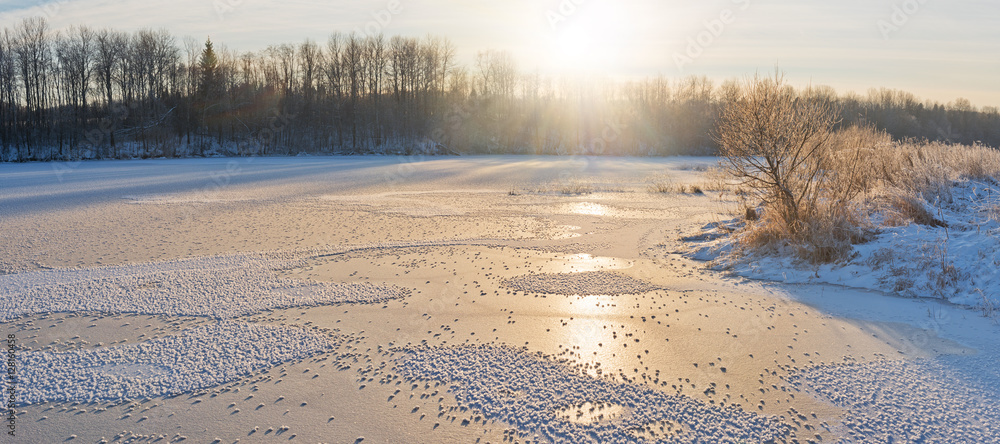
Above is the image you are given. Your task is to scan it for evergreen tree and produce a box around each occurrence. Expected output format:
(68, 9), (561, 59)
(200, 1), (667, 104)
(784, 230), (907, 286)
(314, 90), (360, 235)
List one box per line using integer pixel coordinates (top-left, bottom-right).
(198, 37), (218, 101)
(197, 37), (219, 153)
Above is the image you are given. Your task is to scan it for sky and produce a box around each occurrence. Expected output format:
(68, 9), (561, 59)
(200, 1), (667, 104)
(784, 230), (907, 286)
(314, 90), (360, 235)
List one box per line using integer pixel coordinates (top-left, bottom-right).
(1, 0), (998, 107)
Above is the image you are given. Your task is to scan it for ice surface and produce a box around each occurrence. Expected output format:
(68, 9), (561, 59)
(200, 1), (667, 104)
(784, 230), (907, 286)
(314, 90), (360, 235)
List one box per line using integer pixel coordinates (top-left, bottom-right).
(3, 156), (999, 442)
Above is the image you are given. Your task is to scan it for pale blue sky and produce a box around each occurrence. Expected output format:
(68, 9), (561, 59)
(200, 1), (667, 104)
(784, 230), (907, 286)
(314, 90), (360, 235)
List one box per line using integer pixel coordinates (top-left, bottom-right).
(2, 0), (998, 107)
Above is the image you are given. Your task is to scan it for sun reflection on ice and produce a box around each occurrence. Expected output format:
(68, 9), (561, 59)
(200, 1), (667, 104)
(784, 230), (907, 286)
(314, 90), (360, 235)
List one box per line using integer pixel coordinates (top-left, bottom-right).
(567, 202), (610, 216)
(553, 253), (632, 274)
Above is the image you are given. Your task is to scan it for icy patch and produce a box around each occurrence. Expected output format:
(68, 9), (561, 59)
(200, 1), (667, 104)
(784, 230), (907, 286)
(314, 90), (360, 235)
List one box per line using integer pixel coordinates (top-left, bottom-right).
(785, 356), (1000, 443)
(17, 322), (333, 405)
(502, 271), (660, 296)
(0, 254), (410, 321)
(398, 346), (788, 443)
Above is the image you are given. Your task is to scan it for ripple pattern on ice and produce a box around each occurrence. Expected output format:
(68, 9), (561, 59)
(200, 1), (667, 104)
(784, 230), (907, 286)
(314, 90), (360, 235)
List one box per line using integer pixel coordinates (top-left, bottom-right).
(785, 357), (1000, 443)
(502, 271), (661, 296)
(17, 322), (332, 405)
(398, 346), (788, 443)
(0, 254), (409, 321)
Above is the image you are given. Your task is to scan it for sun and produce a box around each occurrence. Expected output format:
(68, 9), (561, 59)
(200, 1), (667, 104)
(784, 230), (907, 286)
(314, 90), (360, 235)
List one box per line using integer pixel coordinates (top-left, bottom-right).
(556, 23), (596, 62)
(546, 2), (629, 75)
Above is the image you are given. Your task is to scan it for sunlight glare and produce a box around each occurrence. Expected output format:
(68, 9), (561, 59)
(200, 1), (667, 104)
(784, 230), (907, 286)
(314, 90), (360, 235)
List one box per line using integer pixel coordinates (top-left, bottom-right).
(547, 2), (629, 74)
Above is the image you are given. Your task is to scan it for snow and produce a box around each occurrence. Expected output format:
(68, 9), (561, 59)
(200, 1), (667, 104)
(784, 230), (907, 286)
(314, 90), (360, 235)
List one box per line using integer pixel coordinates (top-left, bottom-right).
(0, 253), (410, 321)
(398, 345), (789, 443)
(502, 271), (662, 296)
(785, 354), (1000, 443)
(17, 321), (334, 405)
(690, 179), (1000, 308)
(3, 156), (1000, 442)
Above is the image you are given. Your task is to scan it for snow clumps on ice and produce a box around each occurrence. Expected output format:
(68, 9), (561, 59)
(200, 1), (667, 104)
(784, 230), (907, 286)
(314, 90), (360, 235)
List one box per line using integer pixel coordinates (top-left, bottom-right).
(502, 271), (661, 296)
(398, 345), (788, 443)
(17, 321), (333, 405)
(0, 253), (409, 321)
(785, 356), (1000, 443)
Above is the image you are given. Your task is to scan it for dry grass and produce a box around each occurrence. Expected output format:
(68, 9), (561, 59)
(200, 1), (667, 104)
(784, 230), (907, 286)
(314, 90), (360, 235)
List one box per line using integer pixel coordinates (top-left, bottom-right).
(650, 169), (730, 195)
(988, 203), (1000, 223)
(557, 182), (594, 195)
(524, 180), (595, 195)
(679, 184), (704, 195)
(879, 190), (948, 228)
(861, 140), (1000, 200)
(978, 289), (998, 319)
(702, 167), (734, 192)
(716, 74), (1000, 265)
(650, 182), (703, 195)
(649, 179), (673, 194)
(734, 198), (871, 264)
(723, 124), (1000, 263)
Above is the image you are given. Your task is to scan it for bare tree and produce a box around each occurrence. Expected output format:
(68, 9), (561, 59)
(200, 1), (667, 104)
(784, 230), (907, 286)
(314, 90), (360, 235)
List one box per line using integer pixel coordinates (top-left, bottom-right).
(343, 33), (363, 150)
(13, 17), (53, 157)
(55, 25), (96, 155)
(298, 39), (320, 114)
(715, 71), (839, 229)
(3, 20), (1000, 162)
(0, 29), (19, 159)
(324, 32), (345, 151)
(364, 34), (386, 149)
(474, 50), (518, 151)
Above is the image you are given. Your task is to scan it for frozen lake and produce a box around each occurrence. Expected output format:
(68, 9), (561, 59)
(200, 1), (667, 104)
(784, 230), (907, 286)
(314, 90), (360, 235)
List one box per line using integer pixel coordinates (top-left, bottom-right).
(2, 156), (999, 443)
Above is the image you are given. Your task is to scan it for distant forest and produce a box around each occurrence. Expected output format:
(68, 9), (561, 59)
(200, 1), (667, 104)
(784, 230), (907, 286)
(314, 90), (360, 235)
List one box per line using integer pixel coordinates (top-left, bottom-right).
(1, 17), (999, 162)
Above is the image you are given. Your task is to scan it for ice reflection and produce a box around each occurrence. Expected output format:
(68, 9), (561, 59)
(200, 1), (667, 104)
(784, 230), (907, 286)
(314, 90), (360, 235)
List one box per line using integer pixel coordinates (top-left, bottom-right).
(554, 314), (630, 379)
(556, 201), (663, 219)
(567, 202), (611, 216)
(551, 253), (632, 273)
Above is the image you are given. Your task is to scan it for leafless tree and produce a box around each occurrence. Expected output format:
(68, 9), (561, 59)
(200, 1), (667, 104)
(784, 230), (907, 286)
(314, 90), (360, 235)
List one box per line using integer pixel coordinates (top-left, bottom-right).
(298, 39), (320, 112)
(364, 34), (386, 150)
(2, 19), (1000, 162)
(13, 17), (52, 157)
(0, 29), (19, 159)
(715, 71), (839, 229)
(54, 25), (96, 155)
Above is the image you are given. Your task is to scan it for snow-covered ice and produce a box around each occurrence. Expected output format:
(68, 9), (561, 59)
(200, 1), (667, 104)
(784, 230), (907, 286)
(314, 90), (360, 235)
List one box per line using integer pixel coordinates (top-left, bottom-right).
(2, 156), (999, 443)
(785, 354), (1000, 443)
(0, 253), (409, 321)
(502, 271), (662, 296)
(17, 321), (333, 405)
(398, 345), (789, 443)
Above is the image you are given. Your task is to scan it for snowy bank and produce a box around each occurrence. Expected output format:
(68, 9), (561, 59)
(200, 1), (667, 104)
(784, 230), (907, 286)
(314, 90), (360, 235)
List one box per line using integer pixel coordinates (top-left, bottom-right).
(688, 179), (1000, 310)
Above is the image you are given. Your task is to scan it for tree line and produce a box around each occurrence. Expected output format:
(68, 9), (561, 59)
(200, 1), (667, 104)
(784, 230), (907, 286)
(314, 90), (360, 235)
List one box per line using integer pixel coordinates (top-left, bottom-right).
(1, 17), (998, 162)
